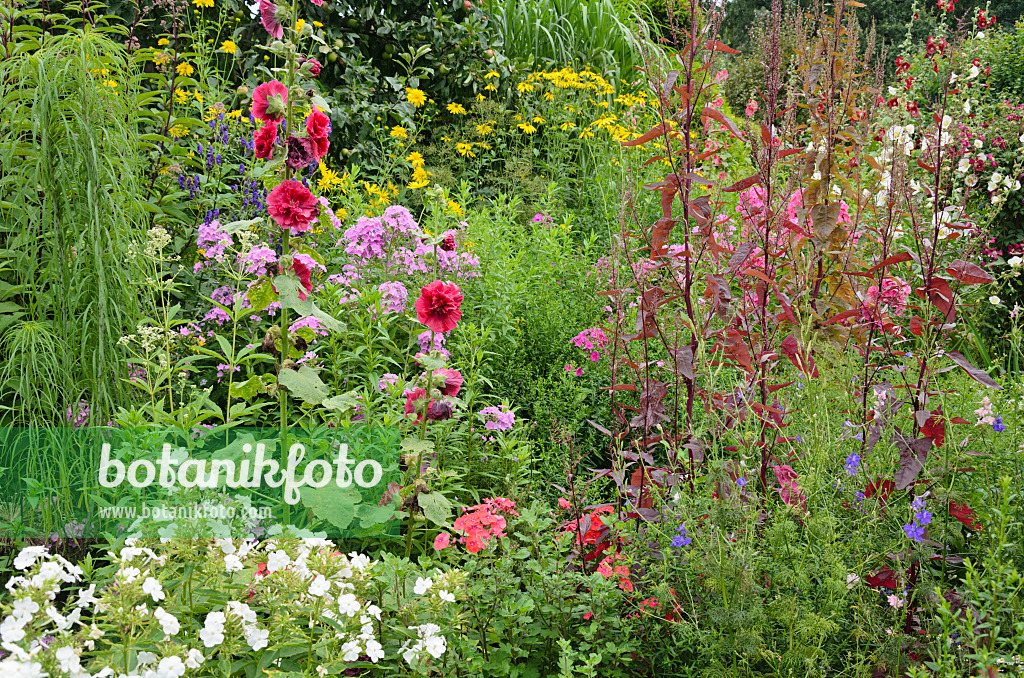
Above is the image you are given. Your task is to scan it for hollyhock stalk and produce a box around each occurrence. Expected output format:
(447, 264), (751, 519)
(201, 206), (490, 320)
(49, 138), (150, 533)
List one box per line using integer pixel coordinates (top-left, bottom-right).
(276, 0), (301, 527)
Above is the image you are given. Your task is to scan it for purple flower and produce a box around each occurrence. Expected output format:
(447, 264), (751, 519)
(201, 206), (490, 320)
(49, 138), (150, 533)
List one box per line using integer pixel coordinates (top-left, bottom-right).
(671, 521), (692, 547)
(993, 417), (1006, 432)
(915, 510), (932, 526)
(844, 453), (861, 475)
(479, 405), (515, 432)
(903, 522), (925, 542)
(736, 477), (748, 487)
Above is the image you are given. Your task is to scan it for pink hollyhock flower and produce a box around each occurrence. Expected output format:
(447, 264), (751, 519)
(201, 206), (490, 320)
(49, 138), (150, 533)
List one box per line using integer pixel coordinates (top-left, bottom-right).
(433, 532), (451, 550)
(745, 99), (759, 117)
(404, 388), (429, 424)
(435, 368), (463, 396)
(251, 80), (288, 124)
(253, 122), (277, 159)
(267, 180), (318, 231)
(306, 107), (330, 159)
(303, 58), (321, 77)
(259, 0), (285, 38)
(414, 280), (463, 333)
(291, 255), (314, 301)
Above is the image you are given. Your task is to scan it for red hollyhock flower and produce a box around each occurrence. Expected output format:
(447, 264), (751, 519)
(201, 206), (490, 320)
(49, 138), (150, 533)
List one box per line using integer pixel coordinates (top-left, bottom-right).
(285, 135), (315, 170)
(436, 368), (463, 396)
(305, 107), (330, 159)
(267, 180), (318, 231)
(253, 123), (277, 159)
(304, 58), (322, 77)
(252, 80), (288, 124)
(440, 232), (457, 251)
(404, 388), (429, 424)
(259, 0), (284, 38)
(415, 280), (463, 333)
(291, 255), (314, 301)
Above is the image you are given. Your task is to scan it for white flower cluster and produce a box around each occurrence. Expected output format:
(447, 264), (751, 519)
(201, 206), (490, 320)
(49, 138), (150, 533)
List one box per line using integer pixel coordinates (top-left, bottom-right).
(2, 537), (453, 677)
(400, 623), (447, 666)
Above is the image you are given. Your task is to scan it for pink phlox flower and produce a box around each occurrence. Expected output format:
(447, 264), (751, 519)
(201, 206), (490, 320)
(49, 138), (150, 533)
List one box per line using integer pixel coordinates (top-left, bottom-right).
(198, 221), (233, 259)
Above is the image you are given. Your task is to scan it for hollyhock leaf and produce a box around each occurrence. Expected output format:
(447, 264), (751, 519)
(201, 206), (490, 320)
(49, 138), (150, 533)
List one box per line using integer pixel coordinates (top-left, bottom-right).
(278, 365), (329, 405)
(400, 437), (435, 454)
(301, 484), (359, 530)
(247, 279), (277, 313)
(418, 492), (453, 528)
(321, 392), (361, 414)
(222, 218), (264, 234)
(355, 502), (397, 529)
(229, 375), (266, 401)
(310, 95), (332, 114)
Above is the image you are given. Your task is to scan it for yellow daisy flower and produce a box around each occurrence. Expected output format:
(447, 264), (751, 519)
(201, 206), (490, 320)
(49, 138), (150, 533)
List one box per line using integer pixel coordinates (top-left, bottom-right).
(192, 0), (213, 7)
(220, 40), (237, 54)
(447, 102), (467, 115)
(157, 38), (170, 46)
(517, 122), (537, 134)
(456, 142), (476, 157)
(390, 126), (408, 139)
(406, 88), (427, 107)
(175, 62), (195, 77)
(484, 70), (499, 79)
(406, 151), (425, 166)
(516, 82), (534, 94)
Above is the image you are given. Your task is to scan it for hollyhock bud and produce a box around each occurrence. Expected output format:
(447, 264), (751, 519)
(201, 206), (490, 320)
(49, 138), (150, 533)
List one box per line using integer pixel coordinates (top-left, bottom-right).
(301, 58), (321, 77)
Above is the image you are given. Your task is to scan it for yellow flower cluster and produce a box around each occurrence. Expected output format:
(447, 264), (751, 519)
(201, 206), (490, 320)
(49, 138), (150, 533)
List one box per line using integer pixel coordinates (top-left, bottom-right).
(317, 161), (350, 194)
(407, 151), (431, 190)
(364, 181), (398, 214)
(525, 67), (615, 95)
(447, 200), (464, 217)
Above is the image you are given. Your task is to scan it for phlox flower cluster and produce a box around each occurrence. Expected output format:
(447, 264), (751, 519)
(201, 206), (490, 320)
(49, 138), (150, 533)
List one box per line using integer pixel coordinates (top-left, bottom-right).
(595, 552), (633, 592)
(569, 327), (606, 364)
(241, 245), (278, 276)
(478, 405), (515, 432)
(452, 498), (518, 553)
(66, 401), (90, 428)
(197, 220), (233, 261)
(416, 330), (449, 358)
(289, 315), (329, 339)
(0, 537), (462, 676)
(377, 281), (408, 314)
(342, 206), (480, 279)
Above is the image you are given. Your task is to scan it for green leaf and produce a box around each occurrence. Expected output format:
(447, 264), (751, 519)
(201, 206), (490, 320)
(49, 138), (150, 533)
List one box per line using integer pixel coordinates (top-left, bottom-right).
(322, 392), (361, 413)
(278, 365), (329, 405)
(301, 484), (359, 530)
(222, 218), (264, 234)
(228, 375), (265, 401)
(400, 437), (435, 455)
(417, 491), (453, 528)
(355, 501), (397, 528)
(247, 279), (277, 313)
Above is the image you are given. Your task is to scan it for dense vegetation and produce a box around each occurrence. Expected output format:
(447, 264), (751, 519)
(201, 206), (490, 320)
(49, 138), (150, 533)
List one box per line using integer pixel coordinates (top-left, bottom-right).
(1, 0), (1024, 676)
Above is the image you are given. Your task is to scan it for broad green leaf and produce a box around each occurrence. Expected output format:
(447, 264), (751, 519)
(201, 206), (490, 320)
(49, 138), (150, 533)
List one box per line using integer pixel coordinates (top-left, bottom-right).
(278, 365), (329, 405)
(301, 484), (359, 530)
(417, 491), (453, 528)
(228, 375), (265, 401)
(247, 279), (276, 313)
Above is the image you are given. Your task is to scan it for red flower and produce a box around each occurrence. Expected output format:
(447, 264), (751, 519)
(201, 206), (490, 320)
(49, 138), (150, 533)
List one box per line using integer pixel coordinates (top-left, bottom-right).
(306, 107), (330, 159)
(304, 58), (321, 77)
(267, 180), (319, 231)
(259, 0), (284, 38)
(253, 122), (277, 159)
(252, 80), (288, 124)
(440, 232), (457, 251)
(557, 498), (571, 510)
(433, 532), (451, 550)
(435, 368), (463, 396)
(404, 388), (429, 424)
(415, 281), (463, 333)
(291, 255), (314, 301)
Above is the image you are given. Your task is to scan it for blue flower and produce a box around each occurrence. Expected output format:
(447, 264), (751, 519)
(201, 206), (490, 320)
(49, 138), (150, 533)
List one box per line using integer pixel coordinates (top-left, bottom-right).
(855, 491), (866, 501)
(915, 509), (932, 526)
(993, 417), (1006, 433)
(672, 522), (692, 547)
(844, 453), (861, 476)
(903, 522), (925, 542)
(736, 477), (748, 487)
